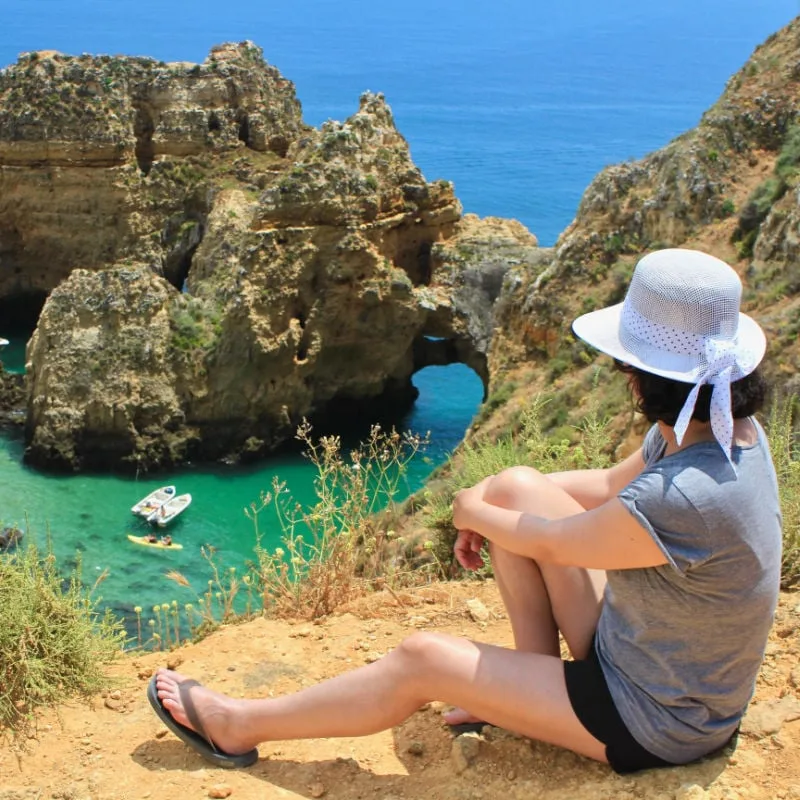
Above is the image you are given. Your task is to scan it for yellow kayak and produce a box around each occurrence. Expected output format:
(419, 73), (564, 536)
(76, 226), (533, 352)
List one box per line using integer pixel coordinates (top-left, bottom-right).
(127, 534), (183, 550)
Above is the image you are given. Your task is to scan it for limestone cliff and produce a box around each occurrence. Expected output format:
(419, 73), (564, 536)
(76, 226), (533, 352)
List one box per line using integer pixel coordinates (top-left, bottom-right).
(0, 43), (304, 302)
(1, 44), (538, 470)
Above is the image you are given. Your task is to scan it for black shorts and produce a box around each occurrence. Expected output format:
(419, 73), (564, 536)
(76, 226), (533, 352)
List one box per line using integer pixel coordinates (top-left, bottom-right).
(563, 643), (675, 774)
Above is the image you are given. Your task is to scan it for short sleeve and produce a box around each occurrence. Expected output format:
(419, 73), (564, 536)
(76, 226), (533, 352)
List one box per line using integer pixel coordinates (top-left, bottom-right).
(618, 468), (713, 575)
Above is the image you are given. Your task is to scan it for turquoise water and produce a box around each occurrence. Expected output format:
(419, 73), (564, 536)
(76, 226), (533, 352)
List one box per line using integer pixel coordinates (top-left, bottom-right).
(0, 341), (483, 622)
(2, 337), (26, 374)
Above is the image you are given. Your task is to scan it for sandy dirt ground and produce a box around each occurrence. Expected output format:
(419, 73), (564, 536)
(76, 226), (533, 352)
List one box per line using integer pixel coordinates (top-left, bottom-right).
(2, 581), (799, 800)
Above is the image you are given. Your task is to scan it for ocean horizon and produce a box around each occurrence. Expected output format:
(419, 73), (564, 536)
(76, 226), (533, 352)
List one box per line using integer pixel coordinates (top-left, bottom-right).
(2, 1), (797, 245)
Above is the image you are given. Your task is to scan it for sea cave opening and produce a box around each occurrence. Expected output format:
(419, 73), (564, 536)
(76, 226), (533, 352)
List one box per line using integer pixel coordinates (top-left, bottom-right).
(307, 339), (484, 480)
(0, 290), (48, 374)
(404, 361), (484, 467)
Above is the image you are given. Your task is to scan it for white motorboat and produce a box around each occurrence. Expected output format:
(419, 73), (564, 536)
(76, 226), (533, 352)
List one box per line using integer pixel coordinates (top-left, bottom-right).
(148, 493), (192, 527)
(131, 485), (176, 517)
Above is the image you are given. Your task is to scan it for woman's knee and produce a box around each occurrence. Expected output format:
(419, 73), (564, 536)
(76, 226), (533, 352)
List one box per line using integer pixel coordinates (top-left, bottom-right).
(394, 631), (449, 672)
(485, 466), (546, 509)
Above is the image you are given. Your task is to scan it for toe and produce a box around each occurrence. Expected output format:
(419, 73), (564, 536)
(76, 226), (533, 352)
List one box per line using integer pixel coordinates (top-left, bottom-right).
(443, 707), (482, 725)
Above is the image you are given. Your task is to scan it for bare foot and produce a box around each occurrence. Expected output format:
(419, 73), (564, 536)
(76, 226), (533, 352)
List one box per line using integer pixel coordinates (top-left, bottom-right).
(442, 706), (484, 725)
(155, 669), (257, 754)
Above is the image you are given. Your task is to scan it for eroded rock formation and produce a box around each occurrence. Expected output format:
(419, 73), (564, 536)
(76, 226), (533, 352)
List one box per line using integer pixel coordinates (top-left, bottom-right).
(1, 43), (539, 471)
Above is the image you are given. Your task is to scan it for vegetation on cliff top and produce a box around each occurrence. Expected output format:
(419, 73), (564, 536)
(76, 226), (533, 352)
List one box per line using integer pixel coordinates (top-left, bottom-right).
(0, 541), (125, 742)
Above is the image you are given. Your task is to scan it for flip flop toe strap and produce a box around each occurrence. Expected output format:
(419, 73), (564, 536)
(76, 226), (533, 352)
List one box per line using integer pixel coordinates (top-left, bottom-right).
(177, 679), (221, 754)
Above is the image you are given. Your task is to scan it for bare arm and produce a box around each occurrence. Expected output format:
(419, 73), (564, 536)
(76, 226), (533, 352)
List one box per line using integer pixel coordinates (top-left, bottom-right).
(452, 474), (667, 571)
(547, 447), (647, 510)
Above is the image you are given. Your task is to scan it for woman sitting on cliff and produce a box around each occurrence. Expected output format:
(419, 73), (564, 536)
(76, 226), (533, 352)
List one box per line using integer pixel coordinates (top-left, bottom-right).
(149, 248), (782, 773)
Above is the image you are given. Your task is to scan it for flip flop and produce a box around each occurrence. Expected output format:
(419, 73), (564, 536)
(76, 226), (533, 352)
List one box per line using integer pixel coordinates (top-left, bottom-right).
(147, 675), (259, 769)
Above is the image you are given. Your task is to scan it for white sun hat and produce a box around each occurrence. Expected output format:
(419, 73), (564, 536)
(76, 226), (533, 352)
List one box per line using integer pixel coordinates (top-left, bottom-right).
(572, 248), (766, 459)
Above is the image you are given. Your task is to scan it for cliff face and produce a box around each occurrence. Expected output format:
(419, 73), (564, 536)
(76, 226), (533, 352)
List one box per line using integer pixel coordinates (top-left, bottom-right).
(2, 44), (538, 471)
(0, 43), (304, 302)
(487, 17), (800, 441)
(16, 15), (796, 471)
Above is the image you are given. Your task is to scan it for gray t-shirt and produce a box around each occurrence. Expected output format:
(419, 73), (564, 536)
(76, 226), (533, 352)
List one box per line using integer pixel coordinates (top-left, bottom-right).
(597, 419), (782, 763)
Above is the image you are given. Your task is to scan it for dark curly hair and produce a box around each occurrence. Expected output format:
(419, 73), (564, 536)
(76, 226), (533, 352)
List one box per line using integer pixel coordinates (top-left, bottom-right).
(616, 363), (768, 426)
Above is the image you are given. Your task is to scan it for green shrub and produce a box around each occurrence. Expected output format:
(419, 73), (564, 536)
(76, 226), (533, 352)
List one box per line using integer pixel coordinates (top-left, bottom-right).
(775, 125), (800, 184)
(0, 541), (125, 741)
(734, 126), (800, 253)
(734, 178), (784, 256)
(603, 233), (625, 257)
(548, 357), (571, 380)
(473, 381), (518, 424)
(245, 423), (428, 619)
(170, 296), (222, 353)
(608, 260), (636, 304)
(766, 395), (800, 588)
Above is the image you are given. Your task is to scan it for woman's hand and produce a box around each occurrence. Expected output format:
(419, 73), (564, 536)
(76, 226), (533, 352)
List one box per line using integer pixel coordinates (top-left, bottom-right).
(454, 529), (486, 571)
(452, 476), (492, 532)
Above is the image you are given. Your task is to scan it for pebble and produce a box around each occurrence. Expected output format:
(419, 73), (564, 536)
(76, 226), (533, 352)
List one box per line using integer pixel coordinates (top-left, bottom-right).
(407, 741), (425, 756)
(188, 768), (208, 779)
(309, 781), (326, 797)
(451, 732), (481, 773)
(741, 696), (800, 738)
(675, 785), (709, 800)
(207, 785), (232, 798)
(465, 599), (490, 623)
(790, 665), (800, 689)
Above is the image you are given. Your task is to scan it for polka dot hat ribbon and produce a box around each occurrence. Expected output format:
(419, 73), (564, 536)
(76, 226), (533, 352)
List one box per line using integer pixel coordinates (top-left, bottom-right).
(672, 338), (737, 462)
(621, 303), (759, 462)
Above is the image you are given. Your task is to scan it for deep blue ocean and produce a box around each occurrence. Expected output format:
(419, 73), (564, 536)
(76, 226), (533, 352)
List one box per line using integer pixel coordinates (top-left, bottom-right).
(0, 1), (796, 628)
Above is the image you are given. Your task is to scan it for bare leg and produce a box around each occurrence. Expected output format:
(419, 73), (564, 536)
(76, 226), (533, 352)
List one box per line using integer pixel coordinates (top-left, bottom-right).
(445, 466), (605, 725)
(154, 630), (607, 763)
(485, 466), (606, 656)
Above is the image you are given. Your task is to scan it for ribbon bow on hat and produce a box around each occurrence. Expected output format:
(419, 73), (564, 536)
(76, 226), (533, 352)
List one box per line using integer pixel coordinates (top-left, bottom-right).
(571, 249), (769, 471)
(673, 337), (743, 464)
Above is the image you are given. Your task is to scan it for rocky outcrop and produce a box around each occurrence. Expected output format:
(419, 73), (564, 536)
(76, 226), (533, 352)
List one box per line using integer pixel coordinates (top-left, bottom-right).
(24, 13), (800, 471)
(418, 216), (540, 387)
(3, 46), (537, 471)
(553, 21), (800, 270)
(0, 367), (24, 424)
(0, 43), (305, 302)
(25, 268), (188, 470)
